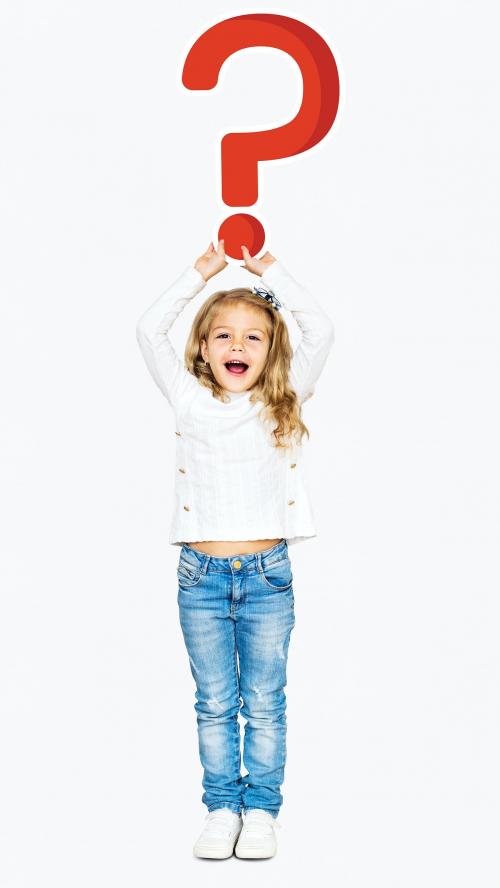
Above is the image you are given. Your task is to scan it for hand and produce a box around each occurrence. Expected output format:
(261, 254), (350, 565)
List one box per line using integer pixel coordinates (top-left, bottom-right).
(240, 245), (277, 277)
(194, 240), (228, 282)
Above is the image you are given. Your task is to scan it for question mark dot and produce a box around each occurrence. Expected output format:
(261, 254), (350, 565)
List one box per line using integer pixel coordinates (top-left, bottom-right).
(218, 214), (265, 260)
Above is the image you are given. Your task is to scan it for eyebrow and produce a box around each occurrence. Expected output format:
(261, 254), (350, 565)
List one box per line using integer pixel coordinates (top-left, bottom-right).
(212, 325), (267, 334)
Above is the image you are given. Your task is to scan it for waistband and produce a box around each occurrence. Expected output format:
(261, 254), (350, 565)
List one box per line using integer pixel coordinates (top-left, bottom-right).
(180, 538), (288, 573)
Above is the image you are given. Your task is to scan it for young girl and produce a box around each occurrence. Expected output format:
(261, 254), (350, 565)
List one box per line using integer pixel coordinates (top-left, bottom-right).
(136, 239), (334, 859)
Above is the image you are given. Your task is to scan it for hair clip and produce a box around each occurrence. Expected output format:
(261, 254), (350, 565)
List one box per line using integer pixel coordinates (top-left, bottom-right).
(252, 284), (281, 311)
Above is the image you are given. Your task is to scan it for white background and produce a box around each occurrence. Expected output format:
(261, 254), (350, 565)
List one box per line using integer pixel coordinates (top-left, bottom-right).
(1, 1), (499, 885)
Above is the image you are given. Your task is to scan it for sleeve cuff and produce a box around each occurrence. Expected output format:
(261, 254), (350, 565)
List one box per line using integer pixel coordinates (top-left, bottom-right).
(184, 265), (207, 289)
(259, 260), (286, 288)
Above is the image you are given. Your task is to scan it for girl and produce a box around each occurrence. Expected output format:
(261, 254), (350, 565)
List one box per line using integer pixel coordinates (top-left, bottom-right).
(136, 239), (334, 859)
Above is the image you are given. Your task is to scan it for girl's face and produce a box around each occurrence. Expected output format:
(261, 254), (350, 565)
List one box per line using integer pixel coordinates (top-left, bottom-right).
(201, 302), (271, 393)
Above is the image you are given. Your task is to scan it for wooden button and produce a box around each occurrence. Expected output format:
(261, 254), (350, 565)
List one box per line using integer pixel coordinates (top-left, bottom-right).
(288, 499), (295, 506)
(290, 463), (296, 468)
(175, 431), (181, 436)
(178, 468), (186, 473)
(183, 505), (190, 511)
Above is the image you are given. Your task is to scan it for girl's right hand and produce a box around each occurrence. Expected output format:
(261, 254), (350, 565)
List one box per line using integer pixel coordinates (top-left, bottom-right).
(194, 240), (228, 282)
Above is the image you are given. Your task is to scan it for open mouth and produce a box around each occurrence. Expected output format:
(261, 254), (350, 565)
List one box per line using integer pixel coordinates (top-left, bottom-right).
(224, 360), (249, 375)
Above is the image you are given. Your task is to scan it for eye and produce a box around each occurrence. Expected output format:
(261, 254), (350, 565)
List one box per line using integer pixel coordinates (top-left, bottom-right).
(215, 333), (261, 340)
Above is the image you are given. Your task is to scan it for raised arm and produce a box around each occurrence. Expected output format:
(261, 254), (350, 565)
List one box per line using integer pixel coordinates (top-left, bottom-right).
(136, 241), (229, 408)
(136, 265), (206, 408)
(259, 259), (335, 404)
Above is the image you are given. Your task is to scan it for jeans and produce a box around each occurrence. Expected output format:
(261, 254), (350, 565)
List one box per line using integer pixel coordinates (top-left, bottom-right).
(177, 538), (295, 818)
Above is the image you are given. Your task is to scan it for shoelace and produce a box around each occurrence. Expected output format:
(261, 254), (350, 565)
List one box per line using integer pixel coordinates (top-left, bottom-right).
(201, 810), (241, 838)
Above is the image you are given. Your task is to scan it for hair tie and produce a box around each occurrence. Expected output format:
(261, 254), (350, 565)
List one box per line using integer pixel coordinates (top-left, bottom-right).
(252, 284), (281, 311)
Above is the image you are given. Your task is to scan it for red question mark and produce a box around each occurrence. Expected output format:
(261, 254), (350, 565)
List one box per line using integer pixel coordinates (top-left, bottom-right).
(182, 13), (340, 259)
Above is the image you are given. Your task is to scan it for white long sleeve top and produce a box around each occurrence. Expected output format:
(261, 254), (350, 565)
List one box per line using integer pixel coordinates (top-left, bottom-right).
(136, 259), (334, 547)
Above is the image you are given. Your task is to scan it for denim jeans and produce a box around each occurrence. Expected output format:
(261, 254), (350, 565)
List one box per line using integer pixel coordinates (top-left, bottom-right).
(176, 538), (295, 818)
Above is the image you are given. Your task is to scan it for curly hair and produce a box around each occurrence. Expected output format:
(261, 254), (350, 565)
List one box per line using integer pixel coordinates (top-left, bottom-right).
(183, 287), (309, 449)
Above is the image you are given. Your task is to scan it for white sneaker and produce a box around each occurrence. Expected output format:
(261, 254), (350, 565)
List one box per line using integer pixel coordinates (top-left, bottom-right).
(193, 808), (243, 859)
(235, 808), (281, 858)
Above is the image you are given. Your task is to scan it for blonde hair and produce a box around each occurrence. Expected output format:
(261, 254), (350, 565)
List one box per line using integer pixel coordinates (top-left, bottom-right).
(184, 287), (309, 449)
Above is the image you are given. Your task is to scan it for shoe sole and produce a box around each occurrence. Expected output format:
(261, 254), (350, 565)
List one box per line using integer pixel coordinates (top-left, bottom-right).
(234, 845), (276, 859)
(193, 847), (237, 859)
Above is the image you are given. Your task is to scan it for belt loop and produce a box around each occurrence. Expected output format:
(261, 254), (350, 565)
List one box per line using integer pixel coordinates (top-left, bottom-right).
(201, 554), (209, 575)
(256, 551), (263, 574)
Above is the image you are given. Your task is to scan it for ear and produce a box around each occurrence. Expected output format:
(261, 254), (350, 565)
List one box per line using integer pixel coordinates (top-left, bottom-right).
(200, 338), (207, 362)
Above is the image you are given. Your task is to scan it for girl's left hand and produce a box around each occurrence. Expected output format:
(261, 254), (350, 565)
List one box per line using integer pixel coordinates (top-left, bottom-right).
(240, 245), (277, 277)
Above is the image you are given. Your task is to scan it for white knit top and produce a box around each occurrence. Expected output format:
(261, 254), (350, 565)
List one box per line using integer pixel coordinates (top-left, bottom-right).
(136, 259), (334, 547)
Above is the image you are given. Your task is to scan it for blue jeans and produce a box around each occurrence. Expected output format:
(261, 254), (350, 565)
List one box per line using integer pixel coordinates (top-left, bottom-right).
(177, 538), (295, 818)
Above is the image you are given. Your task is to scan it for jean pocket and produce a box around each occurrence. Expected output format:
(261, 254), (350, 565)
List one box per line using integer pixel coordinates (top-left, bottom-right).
(177, 555), (203, 588)
(259, 556), (293, 591)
